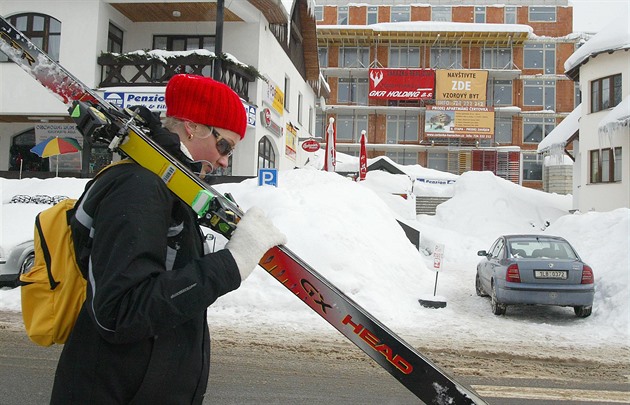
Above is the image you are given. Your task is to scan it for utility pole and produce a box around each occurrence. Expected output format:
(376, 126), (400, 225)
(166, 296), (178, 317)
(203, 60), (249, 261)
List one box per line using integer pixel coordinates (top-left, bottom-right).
(213, 0), (224, 82)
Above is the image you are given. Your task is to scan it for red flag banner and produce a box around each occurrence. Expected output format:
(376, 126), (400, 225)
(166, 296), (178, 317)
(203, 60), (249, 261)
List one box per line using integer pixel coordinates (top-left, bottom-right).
(359, 130), (367, 181)
(323, 117), (336, 172)
(368, 68), (435, 100)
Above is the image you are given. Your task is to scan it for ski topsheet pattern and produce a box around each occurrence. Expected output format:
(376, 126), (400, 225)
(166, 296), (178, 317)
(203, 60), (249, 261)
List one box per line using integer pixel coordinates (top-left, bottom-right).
(0, 16), (486, 404)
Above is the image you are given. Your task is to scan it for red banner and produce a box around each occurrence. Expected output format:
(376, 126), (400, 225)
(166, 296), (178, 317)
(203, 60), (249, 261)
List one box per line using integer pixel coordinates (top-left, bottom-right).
(358, 130), (367, 181)
(368, 68), (435, 100)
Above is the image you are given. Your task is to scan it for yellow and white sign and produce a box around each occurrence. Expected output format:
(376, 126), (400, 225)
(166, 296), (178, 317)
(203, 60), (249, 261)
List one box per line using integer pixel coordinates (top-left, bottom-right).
(435, 70), (488, 103)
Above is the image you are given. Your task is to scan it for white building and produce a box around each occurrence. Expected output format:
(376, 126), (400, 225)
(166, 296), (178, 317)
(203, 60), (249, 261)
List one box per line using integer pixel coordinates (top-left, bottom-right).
(0, 0), (325, 177)
(538, 8), (629, 212)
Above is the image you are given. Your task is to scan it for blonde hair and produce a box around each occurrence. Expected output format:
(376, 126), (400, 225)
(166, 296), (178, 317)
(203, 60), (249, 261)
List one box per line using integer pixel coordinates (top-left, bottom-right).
(163, 117), (185, 133)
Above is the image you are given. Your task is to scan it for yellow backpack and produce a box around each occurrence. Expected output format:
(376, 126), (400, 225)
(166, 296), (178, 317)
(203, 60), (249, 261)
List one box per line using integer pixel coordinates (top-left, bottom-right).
(20, 160), (132, 346)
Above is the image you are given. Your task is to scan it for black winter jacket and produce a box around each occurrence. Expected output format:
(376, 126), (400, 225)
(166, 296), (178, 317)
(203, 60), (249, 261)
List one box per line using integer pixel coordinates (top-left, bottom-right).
(50, 162), (241, 404)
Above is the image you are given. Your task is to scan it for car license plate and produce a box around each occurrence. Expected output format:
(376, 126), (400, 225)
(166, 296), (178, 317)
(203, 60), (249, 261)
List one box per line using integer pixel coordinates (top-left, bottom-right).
(534, 270), (568, 279)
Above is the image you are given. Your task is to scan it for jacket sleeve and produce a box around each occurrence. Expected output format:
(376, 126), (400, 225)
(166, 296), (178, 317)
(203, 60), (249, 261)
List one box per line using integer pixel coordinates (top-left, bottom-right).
(82, 166), (241, 344)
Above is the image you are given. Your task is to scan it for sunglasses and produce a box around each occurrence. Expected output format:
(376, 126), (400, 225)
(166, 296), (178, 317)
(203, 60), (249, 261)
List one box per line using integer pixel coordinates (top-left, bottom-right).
(211, 127), (235, 157)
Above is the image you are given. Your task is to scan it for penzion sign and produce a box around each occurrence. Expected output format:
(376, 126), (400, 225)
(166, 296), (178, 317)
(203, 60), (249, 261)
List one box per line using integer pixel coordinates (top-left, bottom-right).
(368, 68), (435, 100)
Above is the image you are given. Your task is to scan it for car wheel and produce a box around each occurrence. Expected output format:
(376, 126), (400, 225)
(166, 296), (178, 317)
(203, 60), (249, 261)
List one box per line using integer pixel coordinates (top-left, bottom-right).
(475, 273), (488, 297)
(14, 252), (35, 287)
(574, 305), (592, 318)
(491, 282), (506, 316)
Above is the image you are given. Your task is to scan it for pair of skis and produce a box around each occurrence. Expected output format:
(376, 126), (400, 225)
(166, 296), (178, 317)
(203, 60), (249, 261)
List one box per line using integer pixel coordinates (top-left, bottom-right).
(0, 16), (485, 404)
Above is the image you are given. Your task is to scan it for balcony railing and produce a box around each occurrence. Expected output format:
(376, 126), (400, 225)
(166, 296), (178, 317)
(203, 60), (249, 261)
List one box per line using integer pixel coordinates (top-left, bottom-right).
(97, 51), (258, 102)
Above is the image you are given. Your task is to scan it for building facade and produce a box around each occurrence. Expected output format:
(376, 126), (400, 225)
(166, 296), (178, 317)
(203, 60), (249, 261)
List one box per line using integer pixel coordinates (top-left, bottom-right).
(540, 9), (629, 212)
(313, 0), (580, 190)
(0, 0), (324, 178)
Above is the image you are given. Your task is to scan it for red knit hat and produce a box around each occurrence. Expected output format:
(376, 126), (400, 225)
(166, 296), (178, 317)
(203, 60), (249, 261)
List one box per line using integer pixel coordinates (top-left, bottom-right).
(165, 74), (247, 139)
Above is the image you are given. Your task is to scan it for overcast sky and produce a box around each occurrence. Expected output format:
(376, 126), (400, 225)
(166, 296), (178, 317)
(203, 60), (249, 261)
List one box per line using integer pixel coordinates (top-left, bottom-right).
(570, 0), (630, 33)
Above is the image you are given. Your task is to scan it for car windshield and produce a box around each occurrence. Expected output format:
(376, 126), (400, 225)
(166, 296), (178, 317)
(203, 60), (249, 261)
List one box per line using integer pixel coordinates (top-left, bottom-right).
(508, 238), (578, 260)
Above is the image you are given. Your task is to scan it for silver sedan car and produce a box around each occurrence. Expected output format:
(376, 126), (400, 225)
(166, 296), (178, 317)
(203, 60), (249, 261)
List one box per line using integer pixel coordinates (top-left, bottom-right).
(475, 235), (594, 317)
(0, 240), (35, 287)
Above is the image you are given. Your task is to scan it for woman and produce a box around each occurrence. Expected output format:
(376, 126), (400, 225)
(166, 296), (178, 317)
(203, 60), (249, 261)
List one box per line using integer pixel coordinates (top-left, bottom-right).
(51, 74), (286, 404)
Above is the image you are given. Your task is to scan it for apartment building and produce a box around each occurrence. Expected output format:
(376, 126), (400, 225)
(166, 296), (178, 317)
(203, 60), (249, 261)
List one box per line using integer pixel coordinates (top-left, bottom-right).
(0, 0), (323, 177)
(313, 0), (580, 189)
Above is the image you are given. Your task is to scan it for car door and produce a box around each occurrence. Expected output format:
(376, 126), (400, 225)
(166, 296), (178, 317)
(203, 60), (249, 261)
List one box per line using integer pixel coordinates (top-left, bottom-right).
(479, 238), (500, 291)
(487, 238), (506, 287)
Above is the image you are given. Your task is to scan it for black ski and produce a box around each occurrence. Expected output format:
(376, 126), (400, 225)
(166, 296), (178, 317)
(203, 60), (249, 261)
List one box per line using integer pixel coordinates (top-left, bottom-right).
(0, 16), (486, 404)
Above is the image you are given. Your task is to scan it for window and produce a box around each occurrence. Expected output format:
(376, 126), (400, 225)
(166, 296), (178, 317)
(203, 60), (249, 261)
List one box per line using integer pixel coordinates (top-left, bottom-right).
(529, 6), (556, 22)
(337, 78), (368, 105)
(430, 47), (462, 69)
(338, 6), (348, 25)
(590, 147), (622, 183)
(591, 74), (622, 113)
(523, 43), (555, 74)
(316, 111), (325, 139)
(495, 116), (513, 144)
(257, 136), (277, 169)
(0, 13), (61, 62)
(523, 117), (555, 144)
(284, 76), (291, 111)
(523, 80), (556, 110)
(297, 93), (303, 124)
(505, 6), (517, 24)
(387, 113), (418, 143)
(318, 47), (328, 68)
(475, 7), (486, 23)
(336, 114), (368, 141)
(153, 34), (215, 77)
(339, 47), (370, 68)
(482, 48), (513, 69)
(491, 80), (513, 105)
(427, 152), (448, 171)
(432, 6), (452, 22)
(391, 6), (410, 22)
(387, 151), (418, 165)
(314, 5), (323, 21)
(389, 46), (420, 68)
(108, 23), (123, 53)
(522, 153), (543, 181)
(153, 35), (214, 52)
(367, 6), (378, 25)
(105, 23), (124, 84)
(575, 82), (582, 108)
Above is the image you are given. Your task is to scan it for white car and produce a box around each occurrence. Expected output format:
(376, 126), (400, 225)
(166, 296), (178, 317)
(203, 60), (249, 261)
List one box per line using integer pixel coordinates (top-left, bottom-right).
(0, 240), (34, 287)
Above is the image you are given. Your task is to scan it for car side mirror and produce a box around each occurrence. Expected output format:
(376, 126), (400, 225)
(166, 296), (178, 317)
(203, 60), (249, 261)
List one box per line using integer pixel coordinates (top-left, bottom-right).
(477, 250), (487, 257)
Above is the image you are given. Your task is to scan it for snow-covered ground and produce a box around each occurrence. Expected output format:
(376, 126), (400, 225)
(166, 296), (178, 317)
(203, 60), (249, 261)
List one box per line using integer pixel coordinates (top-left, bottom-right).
(1, 154), (628, 364)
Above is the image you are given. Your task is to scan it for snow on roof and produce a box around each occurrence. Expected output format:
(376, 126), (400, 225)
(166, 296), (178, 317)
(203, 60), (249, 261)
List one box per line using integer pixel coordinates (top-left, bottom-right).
(564, 8), (630, 74)
(319, 21), (533, 35)
(598, 96), (630, 136)
(537, 104), (581, 153)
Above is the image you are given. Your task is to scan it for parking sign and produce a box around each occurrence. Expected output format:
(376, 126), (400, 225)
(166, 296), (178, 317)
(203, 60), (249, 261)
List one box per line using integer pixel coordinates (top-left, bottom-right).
(258, 168), (278, 187)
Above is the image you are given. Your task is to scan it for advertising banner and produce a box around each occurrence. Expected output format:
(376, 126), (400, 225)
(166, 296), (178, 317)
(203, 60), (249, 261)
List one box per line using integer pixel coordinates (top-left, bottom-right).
(425, 105), (495, 139)
(368, 68), (434, 100)
(285, 122), (297, 161)
(435, 70), (488, 105)
(262, 76), (285, 116)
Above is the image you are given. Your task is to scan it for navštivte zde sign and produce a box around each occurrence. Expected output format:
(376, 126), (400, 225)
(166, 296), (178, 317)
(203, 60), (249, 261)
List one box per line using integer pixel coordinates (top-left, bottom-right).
(435, 70), (488, 105)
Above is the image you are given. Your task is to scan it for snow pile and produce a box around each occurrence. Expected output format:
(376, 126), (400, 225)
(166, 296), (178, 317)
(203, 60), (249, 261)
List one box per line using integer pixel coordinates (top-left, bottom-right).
(0, 167), (628, 352)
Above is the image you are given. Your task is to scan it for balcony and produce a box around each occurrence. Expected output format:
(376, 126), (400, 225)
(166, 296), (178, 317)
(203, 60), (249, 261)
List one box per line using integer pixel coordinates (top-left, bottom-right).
(97, 51), (258, 102)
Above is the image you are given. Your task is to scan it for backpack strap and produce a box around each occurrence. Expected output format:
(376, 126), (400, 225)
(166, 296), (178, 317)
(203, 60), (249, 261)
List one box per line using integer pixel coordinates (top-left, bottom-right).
(34, 214), (60, 290)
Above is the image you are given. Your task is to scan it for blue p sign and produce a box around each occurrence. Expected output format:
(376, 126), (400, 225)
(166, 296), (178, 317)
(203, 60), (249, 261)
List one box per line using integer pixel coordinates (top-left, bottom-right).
(258, 168), (278, 187)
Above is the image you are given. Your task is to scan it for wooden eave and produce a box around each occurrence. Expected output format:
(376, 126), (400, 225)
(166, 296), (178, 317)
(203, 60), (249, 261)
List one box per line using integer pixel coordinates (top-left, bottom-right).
(248, 0), (288, 24)
(317, 27), (529, 47)
(298, 0), (320, 81)
(109, 2), (243, 22)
